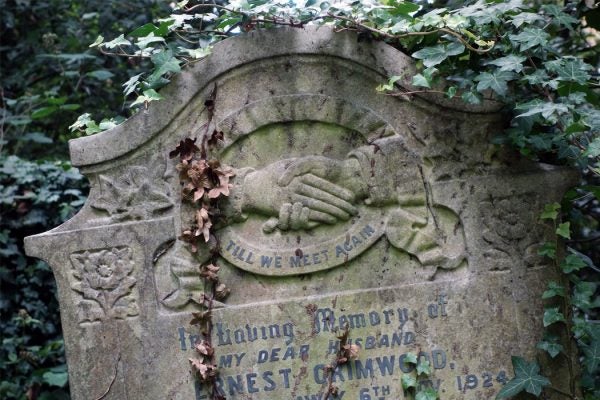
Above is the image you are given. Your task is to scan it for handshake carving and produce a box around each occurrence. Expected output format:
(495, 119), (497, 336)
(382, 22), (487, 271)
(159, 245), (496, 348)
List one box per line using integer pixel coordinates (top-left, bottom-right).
(234, 156), (368, 233)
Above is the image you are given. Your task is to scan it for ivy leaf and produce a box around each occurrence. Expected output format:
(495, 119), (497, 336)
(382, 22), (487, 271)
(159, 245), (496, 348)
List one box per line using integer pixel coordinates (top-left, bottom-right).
(573, 282), (597, 311)
(130, 20), (174, 37)
(495, 357), (550, 399)
(31, 106), (58, 119)
(475, 70), (516, 96)
(148, 50), (181, 87)
(376, 75), (402, 92)
(123, 73), (143, 97)
(542, 5), (578, 29)
(522, 69), (550, 85)
(443, 86), (456, 99)
(461, 91), (482, 105)
(404, 352), (418, 365)
(411, 67), (437, 89)
(98, 118), (121, 131)
(89, 35), (104, 47)
(560, 252), (587, 273)
(545, 58), (592, 85)
(542, 281), (565, 299)
(444, 42), (465, 57)
(515, 100), (569, 120)
(510, 12), (545, 27)
(401, 374), (417, 390)
(416, 357), (432, 375)
(543, 307), (566, 327)
(568, 248), (597, 270)
(42, 369), (68, 388)
(103, 34), (131, 49)
(412, 42), (465, 68)
(412, 74), (430, 88)
(540, 202), (560, 220)
(129, 23), (158, 37)
(69, 113), (96, 133)
(179, 46), (212, 59)
(537, 338), (563, 358)
(556, 222), (571, 239)
(130, 89), (163, 108)
(87, 70), (114, 81)
(538, 241), (556, 259)
(582, 340), (600, 373)
(583, 137), (600, 158)
(509, 28), (549, 51)
(143, 88), (163, 101)
(135, 32), (166, 49)
(419, 8), (446, 27)
(416, 388), (438, 400)
(387, 0), (420, 16)
(486, 55), (527, 73)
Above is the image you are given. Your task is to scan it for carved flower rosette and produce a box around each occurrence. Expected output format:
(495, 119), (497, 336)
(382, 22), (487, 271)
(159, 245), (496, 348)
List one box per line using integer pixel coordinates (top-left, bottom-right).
(69, 247), (139, 323)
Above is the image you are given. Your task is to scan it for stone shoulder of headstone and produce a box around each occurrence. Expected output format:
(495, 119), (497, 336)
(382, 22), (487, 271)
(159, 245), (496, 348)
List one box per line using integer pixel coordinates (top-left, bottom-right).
(25, 26), (578, 400)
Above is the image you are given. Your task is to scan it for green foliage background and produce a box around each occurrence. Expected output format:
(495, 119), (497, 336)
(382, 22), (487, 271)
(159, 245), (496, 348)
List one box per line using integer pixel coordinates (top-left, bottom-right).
(1, 0), (599, 399)
(0, 1), (169, 398)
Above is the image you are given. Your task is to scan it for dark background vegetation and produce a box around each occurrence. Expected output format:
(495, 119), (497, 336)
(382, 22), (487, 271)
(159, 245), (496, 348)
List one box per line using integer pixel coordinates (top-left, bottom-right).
(1, 0), (598, 399)
(0, 1), (170, 398)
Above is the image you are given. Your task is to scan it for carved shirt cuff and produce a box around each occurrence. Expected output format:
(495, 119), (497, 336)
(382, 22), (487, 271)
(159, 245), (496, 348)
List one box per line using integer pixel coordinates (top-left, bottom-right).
(220, 167), (255, 223)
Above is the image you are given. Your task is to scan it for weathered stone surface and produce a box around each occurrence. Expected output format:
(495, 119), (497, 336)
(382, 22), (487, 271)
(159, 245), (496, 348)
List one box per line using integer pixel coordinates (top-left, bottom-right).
(26, 26), (577, 399)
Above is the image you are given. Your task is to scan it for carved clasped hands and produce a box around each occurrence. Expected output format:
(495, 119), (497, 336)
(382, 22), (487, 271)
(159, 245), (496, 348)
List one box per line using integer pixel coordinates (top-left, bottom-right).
(239, 157), (365, 233)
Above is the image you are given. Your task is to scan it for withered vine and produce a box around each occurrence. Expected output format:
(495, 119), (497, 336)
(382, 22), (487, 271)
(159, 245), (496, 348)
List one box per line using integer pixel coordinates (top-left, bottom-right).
(169, 89), (233, 399)
(322, 326), (360, 399)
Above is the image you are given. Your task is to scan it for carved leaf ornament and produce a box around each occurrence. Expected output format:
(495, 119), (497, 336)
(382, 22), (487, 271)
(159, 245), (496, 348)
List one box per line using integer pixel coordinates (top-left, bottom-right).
(91, 165), (172, 221)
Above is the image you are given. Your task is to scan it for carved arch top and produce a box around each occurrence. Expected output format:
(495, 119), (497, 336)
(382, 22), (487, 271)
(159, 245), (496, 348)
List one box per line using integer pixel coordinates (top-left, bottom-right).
(68, 26), (502, 168)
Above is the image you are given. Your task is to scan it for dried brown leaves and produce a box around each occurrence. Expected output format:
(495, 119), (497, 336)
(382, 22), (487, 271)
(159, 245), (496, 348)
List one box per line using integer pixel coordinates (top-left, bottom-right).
(174, 137), (234, 248)
(173, 132), (232, 400)
(189, 339), (218, 381)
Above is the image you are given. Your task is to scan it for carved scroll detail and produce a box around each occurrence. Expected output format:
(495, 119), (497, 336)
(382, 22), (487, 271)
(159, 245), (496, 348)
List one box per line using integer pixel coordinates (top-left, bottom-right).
(69, 247), (139, 323)
(162, 255), (205, 309)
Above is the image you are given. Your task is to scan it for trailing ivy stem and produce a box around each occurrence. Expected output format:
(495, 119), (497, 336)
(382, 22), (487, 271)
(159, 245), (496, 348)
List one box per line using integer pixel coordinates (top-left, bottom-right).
(555, 218), (576, 399)
(560, 268), (577, 398)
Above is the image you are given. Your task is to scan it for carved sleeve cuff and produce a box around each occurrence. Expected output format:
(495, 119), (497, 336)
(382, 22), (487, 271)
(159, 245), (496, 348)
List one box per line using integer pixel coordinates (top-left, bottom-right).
(347, 146), (393, 206)
(220, 167), (255, 223)
(348, 138), (426, 207)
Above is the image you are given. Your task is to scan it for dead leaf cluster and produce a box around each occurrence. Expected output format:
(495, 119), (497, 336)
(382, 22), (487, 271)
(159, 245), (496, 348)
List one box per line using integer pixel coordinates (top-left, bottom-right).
(189, 339), (218, 381)
(172, 130), (231, 400)
(173, 136), (234, 250)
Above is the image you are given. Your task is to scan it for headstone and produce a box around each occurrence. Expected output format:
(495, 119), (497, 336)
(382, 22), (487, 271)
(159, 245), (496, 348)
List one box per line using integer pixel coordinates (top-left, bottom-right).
(26, 27), (577, 399)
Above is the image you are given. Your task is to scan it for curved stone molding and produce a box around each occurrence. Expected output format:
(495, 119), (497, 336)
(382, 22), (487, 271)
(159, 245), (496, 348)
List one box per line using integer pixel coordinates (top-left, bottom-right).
(216, 94), (397, 145)
(68, 26), (502, 167)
